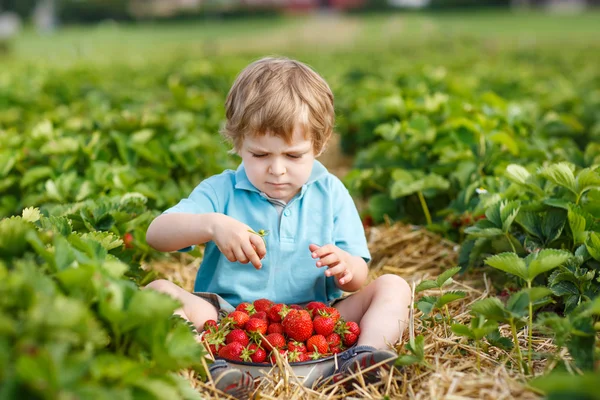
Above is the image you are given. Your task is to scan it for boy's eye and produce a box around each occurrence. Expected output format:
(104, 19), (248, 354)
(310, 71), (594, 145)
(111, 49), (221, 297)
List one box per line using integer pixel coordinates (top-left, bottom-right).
(287, 154), (302, 159)
(252, 153), (267, 158)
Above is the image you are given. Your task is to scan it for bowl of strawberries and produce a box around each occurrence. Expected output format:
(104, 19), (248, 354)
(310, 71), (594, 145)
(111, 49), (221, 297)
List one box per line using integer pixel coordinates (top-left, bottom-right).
(199, 299), (360, 387)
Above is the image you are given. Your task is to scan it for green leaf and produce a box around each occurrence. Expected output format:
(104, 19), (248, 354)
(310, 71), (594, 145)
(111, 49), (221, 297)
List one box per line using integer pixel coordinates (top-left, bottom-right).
(121, 290), (180, 332)
(539, 163), (577, 194)
(526, 249), (572, 281)
(485, 252), (528, 281)
(531, 372), (600, 399)
(415, 279), (438, 293)
(471, 298), (508, 322)
(575, 167), (600, 198)
(451, 323), (474, 339)
(486, 329), (514, 350)
(505, 164), (531, 185)
(435, 266), (462, 288)
(585, 232), (600, 261)
(569, 207), (589, 246)
(435, 291), (466, 308)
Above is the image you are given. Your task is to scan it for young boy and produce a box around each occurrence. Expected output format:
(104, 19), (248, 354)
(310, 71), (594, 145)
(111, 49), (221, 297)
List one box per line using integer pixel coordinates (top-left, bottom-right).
(145, 57), (412, 398)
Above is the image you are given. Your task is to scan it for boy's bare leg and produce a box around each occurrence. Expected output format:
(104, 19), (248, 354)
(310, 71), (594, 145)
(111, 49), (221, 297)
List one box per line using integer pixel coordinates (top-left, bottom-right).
(144, 279), (219, 331)
(333, 274), (411, 349)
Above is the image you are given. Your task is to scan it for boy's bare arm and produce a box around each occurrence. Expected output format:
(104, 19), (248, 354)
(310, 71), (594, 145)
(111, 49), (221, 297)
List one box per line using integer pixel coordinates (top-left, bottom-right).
(145, 213), (221, 252)
(146, 212), (266, 269)
(337, 255), (368, 292)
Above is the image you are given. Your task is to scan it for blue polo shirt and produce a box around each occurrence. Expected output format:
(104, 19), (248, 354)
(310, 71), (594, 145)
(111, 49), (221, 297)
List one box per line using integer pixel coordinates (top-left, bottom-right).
(163, 160), (371, 307)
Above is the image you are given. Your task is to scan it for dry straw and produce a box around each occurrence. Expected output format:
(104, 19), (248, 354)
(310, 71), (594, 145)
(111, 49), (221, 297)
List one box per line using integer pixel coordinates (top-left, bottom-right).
(145, 222), (547, 399)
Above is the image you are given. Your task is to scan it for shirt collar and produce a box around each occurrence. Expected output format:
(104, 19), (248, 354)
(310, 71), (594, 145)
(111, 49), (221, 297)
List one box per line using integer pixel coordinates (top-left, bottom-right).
(234, 160), (328, 194)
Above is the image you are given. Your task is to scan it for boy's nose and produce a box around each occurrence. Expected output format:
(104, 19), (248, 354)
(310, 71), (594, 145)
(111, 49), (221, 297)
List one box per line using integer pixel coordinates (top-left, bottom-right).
(269, 160), (286, 176)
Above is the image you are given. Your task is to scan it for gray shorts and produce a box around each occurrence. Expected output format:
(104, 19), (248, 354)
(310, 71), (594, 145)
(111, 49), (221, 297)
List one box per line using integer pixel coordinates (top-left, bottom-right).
(193, 292), (351, 322)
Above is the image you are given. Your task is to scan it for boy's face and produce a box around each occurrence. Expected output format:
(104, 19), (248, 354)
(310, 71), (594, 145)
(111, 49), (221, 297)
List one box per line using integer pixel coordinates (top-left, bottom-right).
(240, 126), (315, 203)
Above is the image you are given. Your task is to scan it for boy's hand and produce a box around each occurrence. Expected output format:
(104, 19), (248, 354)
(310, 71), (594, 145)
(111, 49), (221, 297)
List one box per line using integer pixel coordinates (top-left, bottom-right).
(309, 243), (353, 285)
(211, 215), (266, 269)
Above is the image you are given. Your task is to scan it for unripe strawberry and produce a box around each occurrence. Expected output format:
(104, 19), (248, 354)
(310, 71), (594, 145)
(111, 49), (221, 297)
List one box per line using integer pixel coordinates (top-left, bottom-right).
(225, 329), (250, 347)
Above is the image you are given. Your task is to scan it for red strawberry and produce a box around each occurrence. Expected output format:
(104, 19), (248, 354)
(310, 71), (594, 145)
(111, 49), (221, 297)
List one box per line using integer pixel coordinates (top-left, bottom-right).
(313, 315), (336, 336)
(267, 303), (289, 323)
(225, 329), (250, 347)
(287, 340), (307, 353)
(282, 309), (314, 342)
(218, 342), (244, 361)
(263, 333), (286, 352)
(269, 349), (287, 364)
(346, 321), (360, 335)
(267, 323), (284, 335)
(123, 232), (134, 249)
(289, 304), (303, 310)
(307, 335), (329, 354)
(320, 307), (341, 323)
(226, 311), (250, 329)
(252, 311), (269, 322)
(326, 332), (341, 348)
(253, 298), (274, 313)
(305, 301), (327, 318)
(203, 319), (218, 332)
(245, 318), (268, 335)
(330, 345), (342, 354)
(236, 302), (255, 315)
(288, 349), (310, 363)
(242, 343), (267, 363)
(342, 321), (360, 346)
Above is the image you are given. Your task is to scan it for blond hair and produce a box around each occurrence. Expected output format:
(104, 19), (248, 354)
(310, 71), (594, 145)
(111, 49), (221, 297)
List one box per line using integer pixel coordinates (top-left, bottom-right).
(222, 57), (334, 155)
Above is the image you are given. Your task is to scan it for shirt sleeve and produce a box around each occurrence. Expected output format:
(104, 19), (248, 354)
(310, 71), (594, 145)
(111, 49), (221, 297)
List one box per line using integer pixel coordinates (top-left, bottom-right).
(163, 180), (220, 215)
(162, 180), (221, 252)
(331, 178), (371, 263)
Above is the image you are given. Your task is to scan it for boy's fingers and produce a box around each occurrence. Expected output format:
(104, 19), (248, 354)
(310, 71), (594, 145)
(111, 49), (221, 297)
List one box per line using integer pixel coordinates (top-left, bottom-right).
(316, 253), (339, 267)
(325, 263), (345, 277)
(221, 248), (236, 263)
(242, 241), (262, 269)
(233, 247), (248, 264)
(339, 270), (353, 285)
(250, 234), (267, 259)
(311, 244), (334, 259)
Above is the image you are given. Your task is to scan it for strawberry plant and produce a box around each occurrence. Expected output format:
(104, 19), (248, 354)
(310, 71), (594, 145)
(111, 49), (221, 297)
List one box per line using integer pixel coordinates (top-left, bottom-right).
(415, 267), (466, 334)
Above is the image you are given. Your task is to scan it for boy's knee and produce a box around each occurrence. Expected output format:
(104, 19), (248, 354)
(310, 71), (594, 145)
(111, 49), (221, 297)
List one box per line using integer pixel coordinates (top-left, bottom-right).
(375, 274), (411, 298)
(144, 279), (176, 294)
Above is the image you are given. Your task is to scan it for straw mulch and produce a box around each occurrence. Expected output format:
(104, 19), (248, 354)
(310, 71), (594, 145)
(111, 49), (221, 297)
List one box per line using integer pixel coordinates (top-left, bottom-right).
(145, 222), (547, 399)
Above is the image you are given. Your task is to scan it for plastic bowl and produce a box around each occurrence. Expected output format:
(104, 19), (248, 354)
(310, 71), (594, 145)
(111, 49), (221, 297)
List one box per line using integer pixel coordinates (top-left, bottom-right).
(220, 351), (347, 388)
